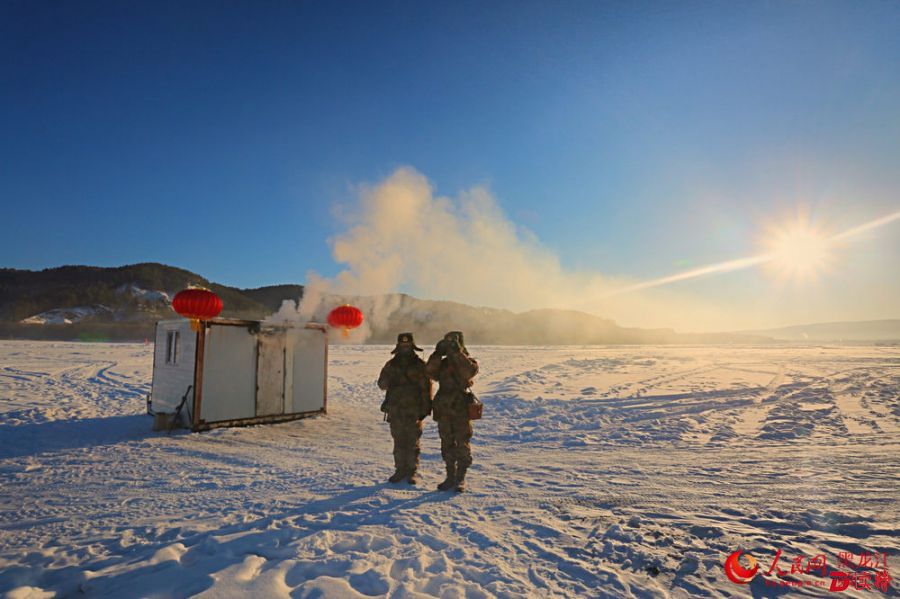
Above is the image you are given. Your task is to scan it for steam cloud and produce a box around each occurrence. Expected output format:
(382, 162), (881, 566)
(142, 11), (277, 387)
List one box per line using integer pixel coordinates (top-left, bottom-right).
(271, 166), (737, 338)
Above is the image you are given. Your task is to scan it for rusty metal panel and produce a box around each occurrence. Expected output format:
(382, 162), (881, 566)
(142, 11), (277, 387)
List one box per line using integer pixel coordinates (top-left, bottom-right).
(192, 323), (205, 429)
(256, 329), (286, 417)
(193, 409), (323, 431)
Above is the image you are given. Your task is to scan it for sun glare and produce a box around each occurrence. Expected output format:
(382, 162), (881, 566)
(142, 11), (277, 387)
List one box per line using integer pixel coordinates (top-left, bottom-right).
(765, 222), (832, 280)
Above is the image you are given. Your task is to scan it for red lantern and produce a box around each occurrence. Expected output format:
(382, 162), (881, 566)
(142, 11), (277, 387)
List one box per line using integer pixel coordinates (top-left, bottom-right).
(172, 287), (223, 332)
(327, 304), (364, 337)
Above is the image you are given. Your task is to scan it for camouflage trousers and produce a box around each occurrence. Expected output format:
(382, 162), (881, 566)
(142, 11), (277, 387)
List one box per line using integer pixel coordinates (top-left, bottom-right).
(389, 414), (424, 474)
(437, 410), (473, 470)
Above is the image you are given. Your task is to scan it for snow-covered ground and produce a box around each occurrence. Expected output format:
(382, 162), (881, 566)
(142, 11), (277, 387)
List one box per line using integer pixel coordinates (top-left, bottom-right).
(0, 341), (897, 598)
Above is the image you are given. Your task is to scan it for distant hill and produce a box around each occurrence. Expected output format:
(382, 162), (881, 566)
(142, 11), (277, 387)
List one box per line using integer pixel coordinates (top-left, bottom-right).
(0, 263), (269, 322)
(2, 262), (771, 344)
(290, 293), (771, 346)
(0, 263), (274, 341)
(241, 284), (305, 312)
(742, 319), (900, 342)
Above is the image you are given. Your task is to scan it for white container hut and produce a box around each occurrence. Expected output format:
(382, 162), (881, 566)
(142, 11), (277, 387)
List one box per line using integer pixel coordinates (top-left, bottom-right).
(150, 318), (327, 431)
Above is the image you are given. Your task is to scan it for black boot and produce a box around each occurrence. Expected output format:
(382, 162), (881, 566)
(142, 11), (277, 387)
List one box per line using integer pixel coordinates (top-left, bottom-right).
(455, 463), (469, 492)
(437, 462), (457, 491)
(389, 449), (406, 483)
(407, 452), (420, 484)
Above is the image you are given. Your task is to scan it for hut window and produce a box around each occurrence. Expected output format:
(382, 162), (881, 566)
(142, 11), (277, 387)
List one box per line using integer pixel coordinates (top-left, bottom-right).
(166, 331), (179, 364)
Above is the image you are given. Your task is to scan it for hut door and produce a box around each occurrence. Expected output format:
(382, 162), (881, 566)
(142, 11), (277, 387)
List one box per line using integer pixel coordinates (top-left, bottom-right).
(256, 332), (286, 416)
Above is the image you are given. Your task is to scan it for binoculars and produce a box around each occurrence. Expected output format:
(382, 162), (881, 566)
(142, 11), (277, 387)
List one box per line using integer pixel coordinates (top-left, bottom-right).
(436, 336), (461, 356)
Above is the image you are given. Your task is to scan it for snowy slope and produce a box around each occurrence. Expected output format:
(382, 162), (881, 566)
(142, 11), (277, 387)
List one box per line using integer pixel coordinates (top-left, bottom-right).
(0, 342), (897, 598)
(18, 287), (171, 326)
(19, 306), (115, 325)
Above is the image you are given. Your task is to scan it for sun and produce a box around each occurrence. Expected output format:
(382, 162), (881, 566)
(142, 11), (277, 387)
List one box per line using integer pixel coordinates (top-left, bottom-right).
(764, 219), (833, 281)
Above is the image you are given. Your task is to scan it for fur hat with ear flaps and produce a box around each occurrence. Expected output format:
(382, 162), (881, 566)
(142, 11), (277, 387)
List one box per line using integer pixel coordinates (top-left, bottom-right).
(443, 330), (468, 355)
(392, 332), (423, 354)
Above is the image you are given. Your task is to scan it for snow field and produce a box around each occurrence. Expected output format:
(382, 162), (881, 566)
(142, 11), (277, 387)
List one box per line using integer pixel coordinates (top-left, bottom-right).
(0, 341), (897, 598)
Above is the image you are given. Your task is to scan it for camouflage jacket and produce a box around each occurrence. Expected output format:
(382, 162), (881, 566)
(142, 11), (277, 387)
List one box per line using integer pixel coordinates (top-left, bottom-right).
(377, 354), (432, 420)
(425, 350), (479, 420)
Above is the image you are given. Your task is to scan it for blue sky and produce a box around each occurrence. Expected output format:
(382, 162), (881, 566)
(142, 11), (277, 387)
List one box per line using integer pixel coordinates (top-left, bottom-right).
(2, 1), (898, 327)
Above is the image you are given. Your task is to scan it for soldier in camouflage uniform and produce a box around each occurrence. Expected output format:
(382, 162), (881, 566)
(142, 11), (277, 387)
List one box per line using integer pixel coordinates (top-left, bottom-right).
(377, 333), (432, 485)
(426, 331), (479, 492)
